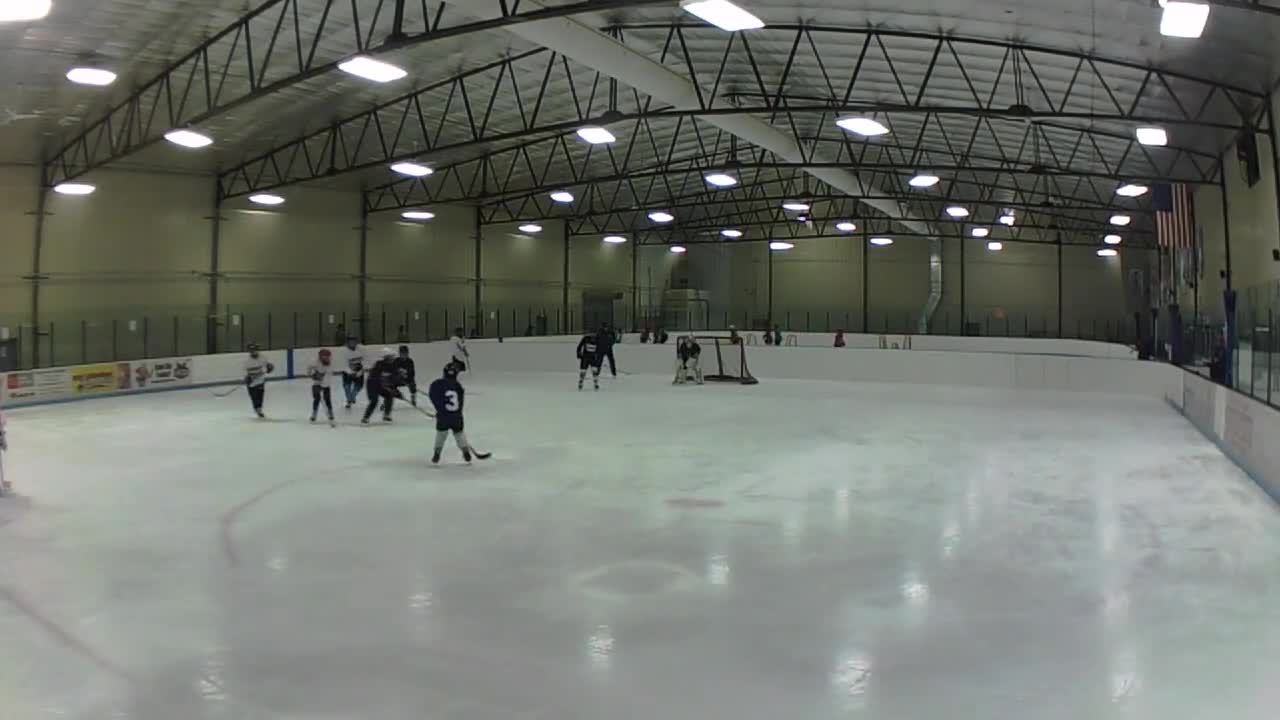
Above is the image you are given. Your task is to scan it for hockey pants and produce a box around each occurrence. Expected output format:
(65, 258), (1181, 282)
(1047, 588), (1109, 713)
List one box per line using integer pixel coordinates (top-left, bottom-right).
(311, 386), (333, 418)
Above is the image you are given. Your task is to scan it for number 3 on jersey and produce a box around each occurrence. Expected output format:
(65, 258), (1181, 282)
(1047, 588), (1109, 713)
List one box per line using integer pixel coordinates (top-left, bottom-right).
(444, 390), (460, 412)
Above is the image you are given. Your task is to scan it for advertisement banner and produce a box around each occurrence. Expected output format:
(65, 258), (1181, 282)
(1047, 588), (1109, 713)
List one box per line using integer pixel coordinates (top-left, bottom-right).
(71, 363), (132, 395)
(3, 368), (72, 403)
(133, 358), (193, 388)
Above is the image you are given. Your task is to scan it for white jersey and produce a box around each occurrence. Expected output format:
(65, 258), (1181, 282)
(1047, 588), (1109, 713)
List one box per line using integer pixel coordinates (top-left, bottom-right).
(339, 345), (366, 375)
(451, 335), (468, 362)
(306, 362), (336, 387)
(243, 356), (271, 387)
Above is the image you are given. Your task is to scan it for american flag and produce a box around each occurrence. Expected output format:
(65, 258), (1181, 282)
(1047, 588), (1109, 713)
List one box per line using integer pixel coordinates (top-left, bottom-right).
(1152, 183), (1194, 248)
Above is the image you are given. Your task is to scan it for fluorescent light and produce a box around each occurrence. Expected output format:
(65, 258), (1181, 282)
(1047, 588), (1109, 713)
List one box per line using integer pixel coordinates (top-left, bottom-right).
(402, 211), (435, 221)
(971, 227), (990, 238)
(1104, 234), (1123, 245)
(720, 229), (743, 238)
(1097, 248), (1119, 257)
(550, 191), (574, 203)
(679, 0), (764, 31)
(836, 116), (890, 136)
(998, 213), (1016, 226)
(248, 193), (285, 206)
(908, 174), (940, 188)
(0, 0), (51, 21)
(1110, 214), (1132, 226)
(576, 126), (616, 144)
(53, 182), (95, 195)
(869, 237), (893, 246)
(986, 241), (1003, 251)
(835, 221), (857, 232)
(164, 129), (213, 148)
(1135, 127), (1168, 146)
(945, 206), (970, 218)
(518, 224), (543, 234)
(1116, 184), (1149, 197)
(705, 173), (738, 187)
(603, 235), (627, 244)
(66, 67), (116, 86)
(781, 202), (810, 212)
(1160, 0), (1210, 38)
(390, 162), (433, 177)
(648, 211), (675, 223)
(670, 245), (688, 254)
(338, 55), (407, 83)
(769, 241), (795, 251)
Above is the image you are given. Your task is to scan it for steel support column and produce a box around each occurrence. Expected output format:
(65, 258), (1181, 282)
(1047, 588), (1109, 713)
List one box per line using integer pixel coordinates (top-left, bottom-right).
(359, 197), (370, 338)
(1267, 96), (1280, 259)
(1221, 169), (1233, 291)
(1056, 233), (1064, 338)
(562, 222), (570, 333)
(631, 241), (638, 331)
(959, 229), (967, 335)
(767, 242), (774, 323)
(29, 169), (49, 368)
(861, 225), (869, 333)
(473, 205), (482, 334)
(207, 183), (223, 354)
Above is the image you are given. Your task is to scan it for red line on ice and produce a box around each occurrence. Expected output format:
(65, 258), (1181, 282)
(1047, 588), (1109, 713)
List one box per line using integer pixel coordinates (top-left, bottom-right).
(220, 478), (298, 566)
(0, 585), (133, 681)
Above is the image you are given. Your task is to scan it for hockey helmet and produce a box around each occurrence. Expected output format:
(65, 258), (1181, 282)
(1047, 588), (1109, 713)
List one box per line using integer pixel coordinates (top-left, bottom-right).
(318, 348), (332, 362)
(247, 342), (260, 353)
(442, 363), (459, 378)
(398, 345), (410, 356)
(381, 347), (396, 359)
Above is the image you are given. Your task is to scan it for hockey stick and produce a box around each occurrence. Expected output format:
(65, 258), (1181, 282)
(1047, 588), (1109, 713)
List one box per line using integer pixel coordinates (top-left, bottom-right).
(211, 384), (242, 398)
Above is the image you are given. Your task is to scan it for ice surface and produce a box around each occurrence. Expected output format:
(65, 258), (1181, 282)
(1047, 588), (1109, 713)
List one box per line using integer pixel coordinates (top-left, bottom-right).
(2, 373), (1280, 719)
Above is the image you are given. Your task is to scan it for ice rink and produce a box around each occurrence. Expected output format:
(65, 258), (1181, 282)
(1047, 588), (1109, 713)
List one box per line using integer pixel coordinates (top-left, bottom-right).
(3, 371), (1280, 720)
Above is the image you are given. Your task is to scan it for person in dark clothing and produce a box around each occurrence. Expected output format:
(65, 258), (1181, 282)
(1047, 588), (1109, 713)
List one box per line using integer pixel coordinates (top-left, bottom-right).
(577, 332), (604, 391)
(596, 324), (618, 377)
(395, 345), (418, 406)
(396, 325), (411, 343)
(772, 325), (783, 346)
(1210, 338), (1228, 384)
(834, 329), (847, 348)
(764, 330), (774, 346)
(362, 348), (400, 424)
(640, 326), (651, 343)
(656, 327), (669, 344)
(428, 364), (484, 463)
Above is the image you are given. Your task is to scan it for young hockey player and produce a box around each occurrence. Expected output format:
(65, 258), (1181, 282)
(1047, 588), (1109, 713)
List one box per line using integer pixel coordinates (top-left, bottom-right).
(395, 345), (418, 406)
(243, 343), (274, 417)
(576, 331), (603, 391)
(449, 328), (469, 374)
(339, 336), (366, 409)
(0, 409), (10, 494)
(674, 335), (703, 385)
(427, 364), (488, 463)
(362, 348), (400, 424)
(307, 348), (337, 427)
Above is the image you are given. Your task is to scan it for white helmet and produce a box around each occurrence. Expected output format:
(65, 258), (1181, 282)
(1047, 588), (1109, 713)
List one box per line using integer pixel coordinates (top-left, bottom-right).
(381, 347), (395, 359)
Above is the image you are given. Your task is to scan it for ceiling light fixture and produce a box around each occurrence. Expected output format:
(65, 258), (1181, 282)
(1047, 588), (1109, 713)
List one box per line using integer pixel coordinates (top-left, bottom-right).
(164, 129), (213, 148)
(769, 241), (795, 251)
(402, 211), (435, 221)
(986, 241), (1004, 251)
(52, 182), (95, 195)
(781, 202), (810, 212)
(945, 206), (970, 218)
(575, 126), (616, 144)
(249, 193), (285, 206)
(999, 213), (1016, 226)
(908, 174), (940, 188)
(1110, 214), (1132, 226)
(836, 116), (890, 136)
(971, 227), (990, 238)
(720, 229), (743, 238)
(835, 221), (857, 232)
(518, 224), (543, 234)
(1097, 248), (1119, 257)
(670, 245), (688, 254)
(648, 211), (675, 223)
(603, 235), (627, 244)
(705, 173), (738, 187)
(1104, 234), (1123, 245)
(1159, 0), (1210, 38)
(1116, 183), (1149, 197)
(0, 0), (51, 21)
(338, 55), (407, 83)
(66, 67), (117, 86)
(679, 0), (764, 31)
(390, 162), (433, 177)
(550, 191), (574, 203)
(869, 237), (893, 246)
(1135, 127), (1169, 146)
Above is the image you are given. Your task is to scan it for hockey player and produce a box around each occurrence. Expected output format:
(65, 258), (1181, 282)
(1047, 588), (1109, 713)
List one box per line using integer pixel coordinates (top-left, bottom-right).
(395, 345), (418, 406)
(427, 364), (488, 463)
(449, 328), (469, 374)
(0, 409), (10, 494)
(576, 331), (603, 391)
(596, 324), (618, 377)
(674, 335), (703, 385)
(339, 335), (366, 409)
(362, 348), (400, 424)
(307, 348), (337, 426)
(243, 343), (274, 417)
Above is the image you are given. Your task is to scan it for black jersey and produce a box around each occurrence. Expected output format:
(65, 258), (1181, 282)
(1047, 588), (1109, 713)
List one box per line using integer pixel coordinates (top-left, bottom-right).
(368, 358), (398, 390)
(679, 339), (701, 363)
(577, 335), (602, 365)
(428, 377), (465, 422)
(394, 356), (416, 386)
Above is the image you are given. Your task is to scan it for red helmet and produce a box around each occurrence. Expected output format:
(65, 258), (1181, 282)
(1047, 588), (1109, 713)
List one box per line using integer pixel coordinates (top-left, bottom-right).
(319, 348), (332, 362)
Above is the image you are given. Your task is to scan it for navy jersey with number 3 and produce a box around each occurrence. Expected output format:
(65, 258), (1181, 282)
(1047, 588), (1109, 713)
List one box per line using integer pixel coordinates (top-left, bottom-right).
(428, 378), (465, 424)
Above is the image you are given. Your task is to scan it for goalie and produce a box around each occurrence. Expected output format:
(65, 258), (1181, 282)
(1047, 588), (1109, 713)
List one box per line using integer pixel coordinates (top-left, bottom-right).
(674, 335), (703, 385)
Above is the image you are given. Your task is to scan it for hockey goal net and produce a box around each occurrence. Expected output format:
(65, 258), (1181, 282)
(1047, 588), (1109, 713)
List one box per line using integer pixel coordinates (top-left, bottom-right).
(692, 335), (759, 385)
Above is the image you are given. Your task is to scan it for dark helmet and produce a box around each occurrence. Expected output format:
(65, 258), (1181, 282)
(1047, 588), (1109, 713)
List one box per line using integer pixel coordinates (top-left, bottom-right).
(345, 335), (358, 347)
(247, 342), (260, 353)
(443, 364), (459, 378)
(398, 345), (410, 356)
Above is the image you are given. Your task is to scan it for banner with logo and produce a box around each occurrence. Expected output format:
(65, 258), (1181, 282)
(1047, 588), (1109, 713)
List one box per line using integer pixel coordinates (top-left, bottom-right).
(71, 363), (132, 394)
(3, 368), (72, 403)
(132, 358), (193, 388)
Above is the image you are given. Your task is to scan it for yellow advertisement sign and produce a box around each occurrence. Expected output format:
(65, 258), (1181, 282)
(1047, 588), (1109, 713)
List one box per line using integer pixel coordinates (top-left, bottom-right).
(71, 363), (132, 394)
